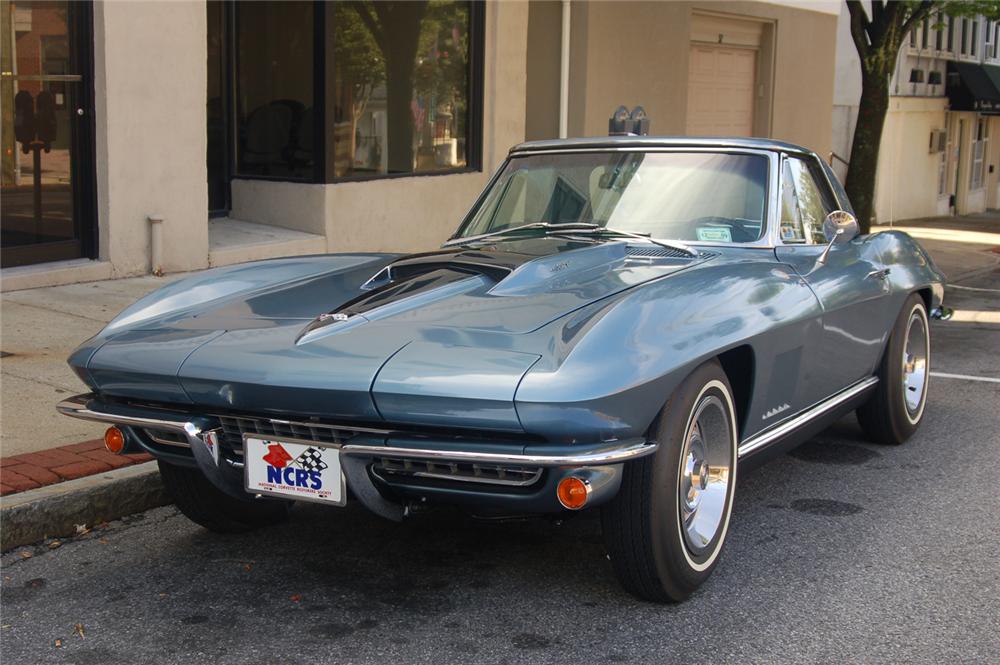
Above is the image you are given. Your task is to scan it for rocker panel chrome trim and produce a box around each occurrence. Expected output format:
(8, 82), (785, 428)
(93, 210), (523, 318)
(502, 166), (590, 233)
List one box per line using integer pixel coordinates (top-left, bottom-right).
(737, 377), (879, 458)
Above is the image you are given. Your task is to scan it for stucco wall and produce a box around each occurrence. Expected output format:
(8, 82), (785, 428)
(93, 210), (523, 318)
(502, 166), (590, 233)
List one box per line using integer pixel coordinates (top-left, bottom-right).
(93, 0), (208, 276)
(987, 117), (1000, 209)
(558, 1), (835, 156)
(833, 1), (862, 108)
(524, 0), (562, 141)
(873, 97), (949, 223)
(230, 180), (327, 236)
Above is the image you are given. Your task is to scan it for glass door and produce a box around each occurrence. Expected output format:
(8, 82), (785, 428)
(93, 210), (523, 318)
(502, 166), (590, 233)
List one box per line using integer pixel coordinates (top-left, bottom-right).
(1, 0), (95, 268)
(207, 0), (231, 216)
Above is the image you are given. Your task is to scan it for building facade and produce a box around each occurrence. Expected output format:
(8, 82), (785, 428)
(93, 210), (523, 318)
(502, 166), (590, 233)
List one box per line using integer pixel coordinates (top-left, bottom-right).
(833, 4), (1000, 224)
(2, 0), (839, 290)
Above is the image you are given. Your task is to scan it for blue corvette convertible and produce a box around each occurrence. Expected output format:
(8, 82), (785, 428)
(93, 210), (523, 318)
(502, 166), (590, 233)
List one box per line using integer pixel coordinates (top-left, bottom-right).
(59, 136), (944, 602)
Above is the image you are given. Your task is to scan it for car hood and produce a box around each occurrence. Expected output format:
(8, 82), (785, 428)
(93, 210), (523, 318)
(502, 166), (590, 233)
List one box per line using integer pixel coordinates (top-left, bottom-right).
(78, 237), (710, 427)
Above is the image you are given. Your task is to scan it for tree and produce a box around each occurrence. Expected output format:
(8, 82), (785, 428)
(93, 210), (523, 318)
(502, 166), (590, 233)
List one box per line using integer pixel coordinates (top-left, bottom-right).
(332, 3), (385, 173)
(413, 1), (471, 146)
(348, 1), (429, 173)
(845, 0), (1000, 232)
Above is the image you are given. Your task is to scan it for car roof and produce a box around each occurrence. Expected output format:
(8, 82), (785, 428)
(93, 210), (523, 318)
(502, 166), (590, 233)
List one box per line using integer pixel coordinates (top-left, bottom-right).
(509, 135), (818, 158)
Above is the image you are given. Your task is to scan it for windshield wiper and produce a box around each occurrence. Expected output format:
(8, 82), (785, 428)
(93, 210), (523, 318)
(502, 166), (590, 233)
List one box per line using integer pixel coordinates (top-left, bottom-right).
(447, 222), (698, 258)
(445, 222), (600, 246)
(549, 227), (699, 258)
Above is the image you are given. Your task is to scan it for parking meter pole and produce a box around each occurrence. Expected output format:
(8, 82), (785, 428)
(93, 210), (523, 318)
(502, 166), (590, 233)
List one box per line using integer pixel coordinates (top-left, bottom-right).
(32, 141), (43, 242)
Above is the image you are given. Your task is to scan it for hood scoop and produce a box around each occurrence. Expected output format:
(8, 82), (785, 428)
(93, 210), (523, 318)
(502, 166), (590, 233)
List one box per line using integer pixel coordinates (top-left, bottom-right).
(296, 239), (704, 344)
(296, 266), (491, 345)
(297, 246), (537, 343)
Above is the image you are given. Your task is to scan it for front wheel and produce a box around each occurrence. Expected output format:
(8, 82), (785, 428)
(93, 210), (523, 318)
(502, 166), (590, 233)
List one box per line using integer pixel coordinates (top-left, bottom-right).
(857, 293), (930, 445)
(158, 461), (291, 533)
(601, 360), (738, 603)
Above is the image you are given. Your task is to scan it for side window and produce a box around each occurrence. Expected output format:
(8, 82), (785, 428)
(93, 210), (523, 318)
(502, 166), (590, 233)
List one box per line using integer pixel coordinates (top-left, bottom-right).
(783, 157), (837, 245)
(780, 160), (805, 242)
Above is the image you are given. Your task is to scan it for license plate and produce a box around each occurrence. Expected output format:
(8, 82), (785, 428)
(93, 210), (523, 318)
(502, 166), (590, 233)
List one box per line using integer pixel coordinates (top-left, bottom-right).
(244, 436), (346, 505)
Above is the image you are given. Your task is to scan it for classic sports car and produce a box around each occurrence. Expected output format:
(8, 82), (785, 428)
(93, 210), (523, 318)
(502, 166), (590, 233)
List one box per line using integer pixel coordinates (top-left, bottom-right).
(59, 136), (945, 602)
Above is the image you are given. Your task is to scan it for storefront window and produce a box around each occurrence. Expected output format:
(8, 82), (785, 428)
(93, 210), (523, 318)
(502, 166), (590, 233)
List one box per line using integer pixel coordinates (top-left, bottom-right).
(228, 1), (481, 184)
(329, 1), (477, 178)
(234, 1), (315, 180)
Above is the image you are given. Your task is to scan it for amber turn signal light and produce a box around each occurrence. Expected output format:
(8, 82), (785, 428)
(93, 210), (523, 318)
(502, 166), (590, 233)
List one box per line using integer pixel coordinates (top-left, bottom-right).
(556, 476), (591, 510)
(104, 426), (126, 454)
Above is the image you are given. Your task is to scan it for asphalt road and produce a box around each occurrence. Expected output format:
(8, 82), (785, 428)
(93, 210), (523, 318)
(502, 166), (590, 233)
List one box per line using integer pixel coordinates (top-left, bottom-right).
(2, 271), (998, 665)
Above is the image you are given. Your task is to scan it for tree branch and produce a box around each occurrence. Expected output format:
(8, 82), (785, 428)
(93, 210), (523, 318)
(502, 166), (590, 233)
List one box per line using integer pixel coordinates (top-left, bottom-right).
(846, 0), (871, 59)
(347, 2), (384, 51)
(871, 0), (885, 27)
(901, 0), (938, 38)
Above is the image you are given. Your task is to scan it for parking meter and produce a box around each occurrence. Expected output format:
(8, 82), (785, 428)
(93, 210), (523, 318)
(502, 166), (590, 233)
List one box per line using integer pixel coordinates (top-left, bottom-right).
(14, 90), (35, 153)
(35, 90), (57, 150)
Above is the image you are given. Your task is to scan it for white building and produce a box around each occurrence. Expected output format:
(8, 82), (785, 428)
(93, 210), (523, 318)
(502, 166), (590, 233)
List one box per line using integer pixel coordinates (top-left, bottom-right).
(833, 4), (1000, 223)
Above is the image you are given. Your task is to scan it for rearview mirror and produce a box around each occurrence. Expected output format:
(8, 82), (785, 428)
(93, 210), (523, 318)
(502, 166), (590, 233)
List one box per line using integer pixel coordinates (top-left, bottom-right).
(817, 210), (859, 265)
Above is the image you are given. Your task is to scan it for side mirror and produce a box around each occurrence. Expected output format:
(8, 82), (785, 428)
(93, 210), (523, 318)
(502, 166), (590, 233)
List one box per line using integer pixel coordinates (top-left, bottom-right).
(817, 210), (859, 265)
(822, 210), (859, 244)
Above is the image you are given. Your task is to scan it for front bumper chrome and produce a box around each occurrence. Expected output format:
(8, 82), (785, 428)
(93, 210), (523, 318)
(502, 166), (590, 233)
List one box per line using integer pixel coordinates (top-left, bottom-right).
(58, 393), (656, 517)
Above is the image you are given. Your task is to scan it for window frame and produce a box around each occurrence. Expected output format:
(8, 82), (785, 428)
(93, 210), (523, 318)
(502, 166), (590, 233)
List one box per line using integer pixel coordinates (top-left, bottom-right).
(230, 0), (486, 186)
(776, 154), (840, 247)
(971, 117), (988, 190)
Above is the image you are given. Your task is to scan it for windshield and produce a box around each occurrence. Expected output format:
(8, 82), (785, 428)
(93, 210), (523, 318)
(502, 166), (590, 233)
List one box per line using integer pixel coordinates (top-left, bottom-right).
(457, 151), (769, 243)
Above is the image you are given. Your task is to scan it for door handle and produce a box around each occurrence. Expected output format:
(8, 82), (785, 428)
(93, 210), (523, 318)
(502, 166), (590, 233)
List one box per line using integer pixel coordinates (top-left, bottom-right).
(865, 268), (891, 280)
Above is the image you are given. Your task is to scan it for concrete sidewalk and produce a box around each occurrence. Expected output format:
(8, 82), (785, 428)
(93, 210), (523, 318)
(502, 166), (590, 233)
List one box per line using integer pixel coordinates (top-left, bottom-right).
(0, 213), (997, 499)
(1, 273), (185, 458)
(873, 212), (1000, 283)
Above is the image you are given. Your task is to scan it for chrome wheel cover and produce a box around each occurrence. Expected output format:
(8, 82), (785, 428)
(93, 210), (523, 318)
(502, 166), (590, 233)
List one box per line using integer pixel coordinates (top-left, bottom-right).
(902, 306), (930, 423)
(678, 393), (734, 557)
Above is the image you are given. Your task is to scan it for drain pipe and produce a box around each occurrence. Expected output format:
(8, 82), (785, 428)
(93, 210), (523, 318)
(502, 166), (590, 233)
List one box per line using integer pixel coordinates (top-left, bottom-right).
(559, 0), (571, 138)
(147, 214), (164, 276)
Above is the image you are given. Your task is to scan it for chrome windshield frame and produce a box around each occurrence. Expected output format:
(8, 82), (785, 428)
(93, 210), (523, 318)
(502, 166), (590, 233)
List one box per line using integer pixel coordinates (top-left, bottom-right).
(448, 147), (781, 250)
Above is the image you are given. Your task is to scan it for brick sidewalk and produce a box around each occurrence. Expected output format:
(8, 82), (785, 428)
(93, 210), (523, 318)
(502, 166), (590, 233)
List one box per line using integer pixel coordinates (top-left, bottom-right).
(0, 440), (151, 496)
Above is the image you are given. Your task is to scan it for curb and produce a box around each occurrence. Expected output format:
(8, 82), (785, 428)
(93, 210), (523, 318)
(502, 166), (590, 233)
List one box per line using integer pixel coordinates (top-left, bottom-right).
(0, 461), (169, 551)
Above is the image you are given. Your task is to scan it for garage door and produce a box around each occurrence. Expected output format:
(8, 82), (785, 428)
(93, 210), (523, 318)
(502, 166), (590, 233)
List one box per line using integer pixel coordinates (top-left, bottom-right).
(686, 45), (756, 137)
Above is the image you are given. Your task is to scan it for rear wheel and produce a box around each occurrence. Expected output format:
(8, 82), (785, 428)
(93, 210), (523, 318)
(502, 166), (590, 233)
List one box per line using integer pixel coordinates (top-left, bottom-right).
(857, 294), (930, 445)
(158, 461), (291, 533)
(601, 360), (738, 603)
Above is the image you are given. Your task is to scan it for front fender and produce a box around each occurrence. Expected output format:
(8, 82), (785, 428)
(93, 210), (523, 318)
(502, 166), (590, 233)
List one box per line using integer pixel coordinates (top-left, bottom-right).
(869, 231), (946, 308)
(515, 257), (820, 442)
(103, 254), (396, 334)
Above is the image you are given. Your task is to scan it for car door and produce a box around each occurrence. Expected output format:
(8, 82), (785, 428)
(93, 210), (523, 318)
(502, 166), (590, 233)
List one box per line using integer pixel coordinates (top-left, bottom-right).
(773, 155), (891, 407)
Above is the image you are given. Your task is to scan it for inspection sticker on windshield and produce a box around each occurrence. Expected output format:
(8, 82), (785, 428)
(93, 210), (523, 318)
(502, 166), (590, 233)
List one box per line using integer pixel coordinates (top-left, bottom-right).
(696, 227), (733, 242)
(244, 436), (345, 505)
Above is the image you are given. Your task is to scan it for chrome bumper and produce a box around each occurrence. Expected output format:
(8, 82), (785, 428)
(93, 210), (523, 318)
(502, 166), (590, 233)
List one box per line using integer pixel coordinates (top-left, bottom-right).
(57, 393), (656, 518)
